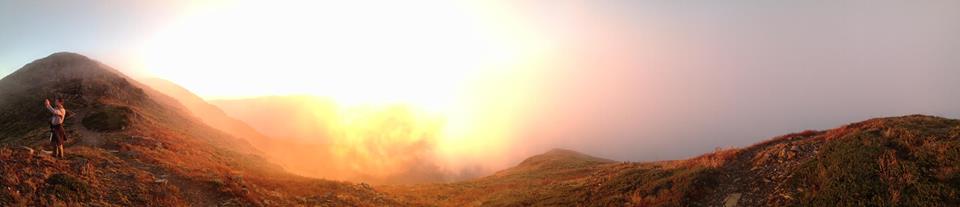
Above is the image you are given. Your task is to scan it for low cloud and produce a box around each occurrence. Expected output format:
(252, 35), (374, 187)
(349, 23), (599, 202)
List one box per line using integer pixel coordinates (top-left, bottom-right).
(212, 96), (486, 184)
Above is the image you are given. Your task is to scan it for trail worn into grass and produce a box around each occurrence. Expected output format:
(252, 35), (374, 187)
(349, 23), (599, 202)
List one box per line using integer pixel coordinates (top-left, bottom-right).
(707, 131), (825, 206)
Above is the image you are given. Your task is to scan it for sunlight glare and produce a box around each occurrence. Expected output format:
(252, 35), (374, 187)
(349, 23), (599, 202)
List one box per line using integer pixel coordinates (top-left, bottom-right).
(142, 0), (558, 172)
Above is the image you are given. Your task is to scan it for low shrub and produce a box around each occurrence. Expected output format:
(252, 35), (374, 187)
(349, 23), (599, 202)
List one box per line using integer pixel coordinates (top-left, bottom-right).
(82, 106), (131, 131)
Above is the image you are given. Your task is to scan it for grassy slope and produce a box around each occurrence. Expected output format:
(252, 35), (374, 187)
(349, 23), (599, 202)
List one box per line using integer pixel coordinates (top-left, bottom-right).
(383, 149), (723, 207)
(788, 115), (960, 206)
(384, 115), (960, 207)
(4, 53), (958, 206)
(0, 53), (406, 206)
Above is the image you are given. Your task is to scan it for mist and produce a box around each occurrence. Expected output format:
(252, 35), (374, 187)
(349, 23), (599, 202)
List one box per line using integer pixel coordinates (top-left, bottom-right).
(209, 96), (485, 184)
(485, 0), (960, 162)
(3, 0), (960, 183)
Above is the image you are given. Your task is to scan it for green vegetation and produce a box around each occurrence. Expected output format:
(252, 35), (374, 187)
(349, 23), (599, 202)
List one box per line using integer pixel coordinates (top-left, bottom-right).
(5, 53), (960, 206)
(600, 166), (718, 206)
(43, 173), (91, 201)
(0, 53), (408, 206)
(789, 115), (960, 206)
(0, 90), (54, 141)
(82, 106), (132, 131)
(384, 149), (721, 207)
(386, 115), (960, 207)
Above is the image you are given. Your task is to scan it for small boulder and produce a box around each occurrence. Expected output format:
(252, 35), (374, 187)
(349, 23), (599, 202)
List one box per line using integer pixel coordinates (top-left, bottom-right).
(17, 146), (34, 154)
(724, 193), (742, 207)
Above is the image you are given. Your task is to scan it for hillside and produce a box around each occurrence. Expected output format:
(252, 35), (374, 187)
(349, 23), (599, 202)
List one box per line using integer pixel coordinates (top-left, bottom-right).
(209, 96), (337, 141)
(204, 96), (341, 180)
(384, 115), (960, 206)
(0, 52), (404, 206)
(138, 78), (272, 148)
(3, 52), (958, 206)
(210, 96), (463, 184)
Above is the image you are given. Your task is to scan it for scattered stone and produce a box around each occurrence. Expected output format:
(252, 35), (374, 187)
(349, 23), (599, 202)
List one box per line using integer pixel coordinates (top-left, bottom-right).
(357, 182), (373, 191)
(18, 146), (34, 154)
(781, 194), (793, 200)
(724, 193), (742, 207)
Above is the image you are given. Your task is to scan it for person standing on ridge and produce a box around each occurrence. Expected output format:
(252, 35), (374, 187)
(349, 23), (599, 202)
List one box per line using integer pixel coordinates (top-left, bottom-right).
(45, 98), (67, 158)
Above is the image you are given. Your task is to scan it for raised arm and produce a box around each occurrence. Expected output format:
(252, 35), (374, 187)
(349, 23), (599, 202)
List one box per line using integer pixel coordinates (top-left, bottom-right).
(44, 99), (58, 114)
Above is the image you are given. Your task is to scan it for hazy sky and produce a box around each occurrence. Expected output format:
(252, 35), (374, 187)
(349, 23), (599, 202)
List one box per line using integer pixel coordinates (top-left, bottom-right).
(2, 0), (959, 164)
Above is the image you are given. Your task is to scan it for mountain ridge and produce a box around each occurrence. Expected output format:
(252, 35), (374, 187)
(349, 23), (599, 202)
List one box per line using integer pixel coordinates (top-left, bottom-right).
(137, 78), (274, 152)
(2, 52), (958, 206)
(384, 114), (960, 206)
(0, 52), (404, 206)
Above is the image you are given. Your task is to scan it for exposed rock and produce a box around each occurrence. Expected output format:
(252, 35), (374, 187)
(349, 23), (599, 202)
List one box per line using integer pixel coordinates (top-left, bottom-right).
(781, 193), (793, 200)
(356, 182), (374, 191)
(724, 193), (742, 207)
(17, 146), (34, 154)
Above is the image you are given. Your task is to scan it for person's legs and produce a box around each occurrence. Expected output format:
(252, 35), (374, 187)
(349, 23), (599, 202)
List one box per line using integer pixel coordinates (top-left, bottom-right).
(51, 124), (67, 158)
(56, 125), (67, 158)
(58, 125), (67, 142)
(49, 124), (56, 150)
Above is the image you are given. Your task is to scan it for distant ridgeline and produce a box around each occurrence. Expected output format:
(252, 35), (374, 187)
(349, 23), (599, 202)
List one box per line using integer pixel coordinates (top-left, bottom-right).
(1, 52), (958, 206)
(0, 52), (404, 206)
(383, 115), (960, 206)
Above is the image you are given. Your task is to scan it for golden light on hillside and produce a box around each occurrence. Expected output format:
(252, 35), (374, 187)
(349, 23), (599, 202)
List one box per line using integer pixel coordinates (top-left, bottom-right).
(142, 0), (559, 176)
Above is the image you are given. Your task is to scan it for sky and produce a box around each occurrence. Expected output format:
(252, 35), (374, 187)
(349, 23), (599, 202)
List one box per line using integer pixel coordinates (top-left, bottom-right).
(2, 0), (960, 167)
